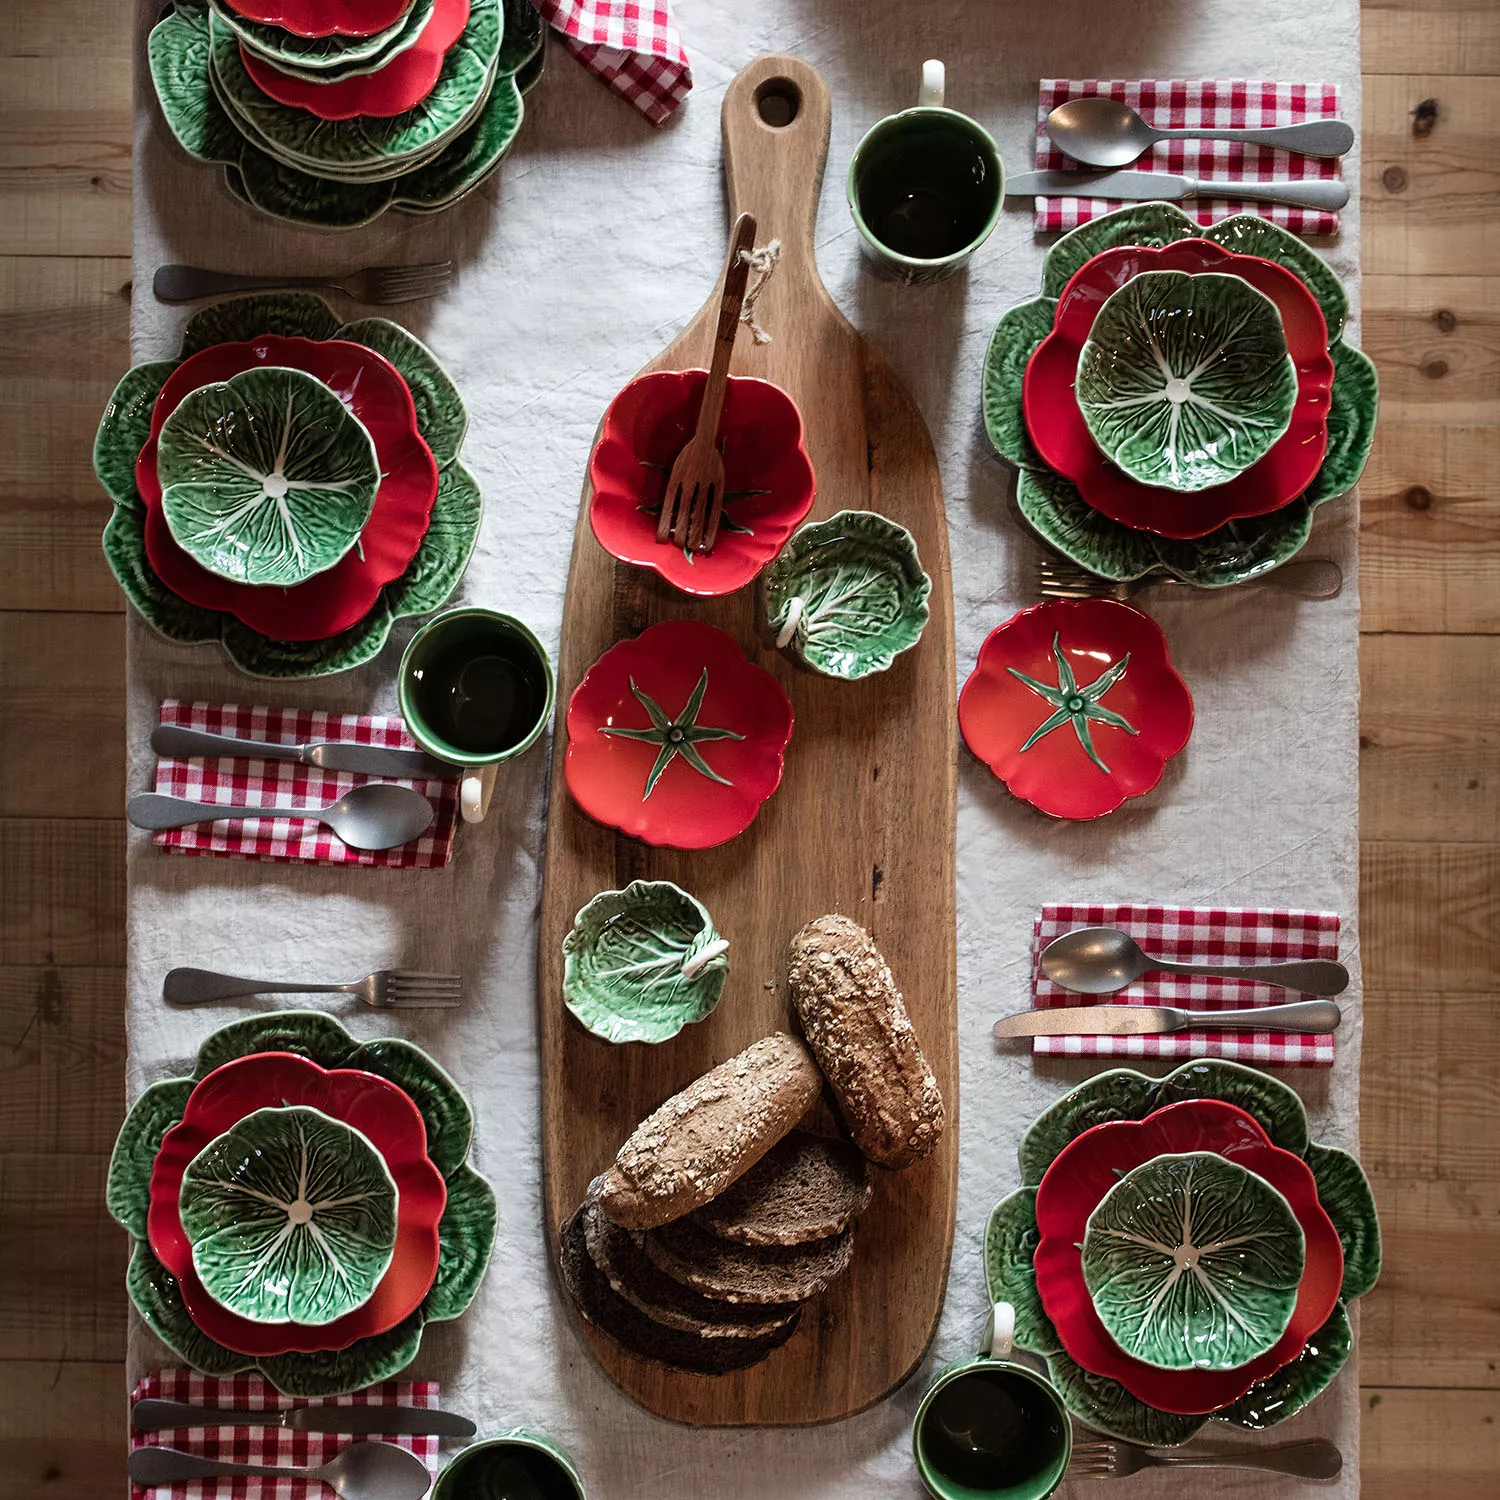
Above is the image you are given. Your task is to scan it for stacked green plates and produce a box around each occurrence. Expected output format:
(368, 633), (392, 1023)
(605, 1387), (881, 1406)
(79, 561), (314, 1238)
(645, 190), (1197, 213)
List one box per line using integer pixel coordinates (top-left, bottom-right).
(148, 0), (544, 229)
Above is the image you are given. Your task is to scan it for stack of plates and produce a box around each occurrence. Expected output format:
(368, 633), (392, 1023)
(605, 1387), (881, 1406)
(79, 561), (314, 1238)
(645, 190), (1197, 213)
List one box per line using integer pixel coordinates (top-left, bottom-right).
(106, 1012), (498, 1396)
(95, 292), (483, 678)
(147, 0), (544, 228)
(987, 1058), (1382, 1444)
(983, 203), (1379, 588)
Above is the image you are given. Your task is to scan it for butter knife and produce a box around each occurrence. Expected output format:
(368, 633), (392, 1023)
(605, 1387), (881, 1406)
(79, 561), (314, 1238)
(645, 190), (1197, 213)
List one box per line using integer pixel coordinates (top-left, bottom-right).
(993, 999), (1342, 1039)
(131, 1397), (475, 1437)
(1006, 168), (1349, 213)
(152, 723), (452, 780)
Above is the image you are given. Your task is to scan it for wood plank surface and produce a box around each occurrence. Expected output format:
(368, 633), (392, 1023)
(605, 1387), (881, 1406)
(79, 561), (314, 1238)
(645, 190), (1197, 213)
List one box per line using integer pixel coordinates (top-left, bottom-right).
(537, 56), (957, 1427)
(0, 3), (1495, 1492)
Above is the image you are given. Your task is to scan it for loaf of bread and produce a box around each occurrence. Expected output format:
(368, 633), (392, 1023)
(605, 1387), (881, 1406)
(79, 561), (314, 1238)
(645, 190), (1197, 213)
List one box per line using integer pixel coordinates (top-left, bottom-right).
(787, 915), (945, 1169)
(597, 1032), (822, 1230)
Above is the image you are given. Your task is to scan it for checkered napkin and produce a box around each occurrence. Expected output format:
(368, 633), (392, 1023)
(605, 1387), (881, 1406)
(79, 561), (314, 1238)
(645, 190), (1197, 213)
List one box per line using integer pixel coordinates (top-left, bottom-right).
(130, 1370), (443, 1498)
(151, 700), (458, 870)
(1035, 79), (1344, 236)
(536, 0), (692, 126)
(1032, 903), (1341, 1067)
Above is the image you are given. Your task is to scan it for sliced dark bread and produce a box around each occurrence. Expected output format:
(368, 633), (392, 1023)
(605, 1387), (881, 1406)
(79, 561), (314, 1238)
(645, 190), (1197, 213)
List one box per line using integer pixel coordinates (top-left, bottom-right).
(688, 1130), (874, 1246)
(558, 1205), (800, 1374)
(641, 1217), (855, 1304)
(581, 1191), (798, 1340)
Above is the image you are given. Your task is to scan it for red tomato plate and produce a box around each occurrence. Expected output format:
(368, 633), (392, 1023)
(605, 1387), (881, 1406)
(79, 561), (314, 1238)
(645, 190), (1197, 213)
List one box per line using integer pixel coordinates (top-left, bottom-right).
(221, 0), (413, 40)
(1023, 240), (1335, 539)
(238, 0), (469, 121)
(147, 1051), (447, 1355)
(588, 370), (817, 598)
(135, 335), (438, 642)
(959, 598), (1192, 821)
(1032, 1099), (1345, 1414)
(564, 620), (795, 849)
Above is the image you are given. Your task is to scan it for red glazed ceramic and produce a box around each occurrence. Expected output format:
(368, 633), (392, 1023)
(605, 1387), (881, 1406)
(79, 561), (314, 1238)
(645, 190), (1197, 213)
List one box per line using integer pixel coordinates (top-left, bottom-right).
(135, 335), (438, 642)
(147, 1052), (447, 1355)
(222, 0), (413, 40)
(239, 0), (469, 121)
(1031, 1099), (1344, 1414)
(588, 370), (816, 598)
(959, 598), (1192, 821)
(564, 620), (794, 849)
(1024, 240), (1335, 539)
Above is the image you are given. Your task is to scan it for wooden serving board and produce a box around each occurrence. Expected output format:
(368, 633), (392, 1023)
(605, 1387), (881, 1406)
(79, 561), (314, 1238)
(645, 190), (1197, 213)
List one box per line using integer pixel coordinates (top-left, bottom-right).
(537, 55), (958, 1427)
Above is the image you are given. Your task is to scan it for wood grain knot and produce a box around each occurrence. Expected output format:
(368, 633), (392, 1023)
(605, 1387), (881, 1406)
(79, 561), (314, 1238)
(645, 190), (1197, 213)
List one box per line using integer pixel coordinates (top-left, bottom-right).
(1381, 165), (1408, 193)
(1403, 486), (1434, 512)
(1433, 310), (1457, 334)
(1411, 99), (1438, 137)
(1419, 360), (1448, 381)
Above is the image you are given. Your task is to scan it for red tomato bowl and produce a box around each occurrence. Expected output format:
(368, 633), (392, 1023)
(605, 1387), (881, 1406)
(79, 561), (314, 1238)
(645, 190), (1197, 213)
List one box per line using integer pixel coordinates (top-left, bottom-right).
(588, 370), (817, 598)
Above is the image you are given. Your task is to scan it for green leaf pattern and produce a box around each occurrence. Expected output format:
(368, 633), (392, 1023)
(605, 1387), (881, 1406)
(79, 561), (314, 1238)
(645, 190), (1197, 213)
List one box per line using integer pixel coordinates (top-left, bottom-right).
(599, 669), (746, 799)
(1008, 631), (1137, 774)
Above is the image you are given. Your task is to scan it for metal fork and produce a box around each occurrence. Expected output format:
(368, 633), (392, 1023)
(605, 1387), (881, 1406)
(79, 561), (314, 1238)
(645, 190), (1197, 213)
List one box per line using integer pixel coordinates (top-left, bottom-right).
(1037, 553), (1343, 602)
(1068, 1437), (1341, 1480)
(153, 261), (454, 306)
(163, 967), (463, 1008)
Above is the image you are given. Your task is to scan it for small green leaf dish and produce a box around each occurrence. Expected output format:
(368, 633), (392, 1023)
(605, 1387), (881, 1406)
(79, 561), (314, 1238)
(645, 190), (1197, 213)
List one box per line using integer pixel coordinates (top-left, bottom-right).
(107, 1011), (496, 1396)
(180, 1105), (398, 1325)
(982, 204), (1377, 586)
(985, 1058), (1381, 1444)
(1075, 271), (1299, 492)
(96, 293), (481, 678)
(562, 880), (729, 1044)
(1081, 1152), (1304, 1372)
(761, 510), (931, 680)
(156, 366), (380, 587)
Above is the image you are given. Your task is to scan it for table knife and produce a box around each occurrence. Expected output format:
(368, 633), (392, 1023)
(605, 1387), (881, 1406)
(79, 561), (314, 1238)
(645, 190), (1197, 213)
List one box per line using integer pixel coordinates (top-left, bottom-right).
(131, 1397), (475, 1437)
(992, 999), (1342, 1039)
(151, 723), (452, 779)
(1006, 168), (1349, 213)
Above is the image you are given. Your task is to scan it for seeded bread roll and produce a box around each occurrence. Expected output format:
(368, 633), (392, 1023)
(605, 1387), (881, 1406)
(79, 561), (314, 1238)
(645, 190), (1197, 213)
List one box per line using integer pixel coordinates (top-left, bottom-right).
(787, 915), (945, 1169)
(597, 1033), (822, 1230)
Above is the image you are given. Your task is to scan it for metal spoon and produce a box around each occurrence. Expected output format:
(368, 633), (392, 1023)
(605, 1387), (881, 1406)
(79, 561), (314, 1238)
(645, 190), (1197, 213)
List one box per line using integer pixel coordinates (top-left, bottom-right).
(127, 782), (435, 852)
(128, 1439), (431, 1497)
(1041, 927), (1350, 997)
(1046, 96), (1355, 168)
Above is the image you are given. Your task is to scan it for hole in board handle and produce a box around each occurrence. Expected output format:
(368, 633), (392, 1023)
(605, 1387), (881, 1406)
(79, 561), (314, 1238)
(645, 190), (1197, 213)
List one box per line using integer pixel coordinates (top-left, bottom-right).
(755, 78), (802, 128)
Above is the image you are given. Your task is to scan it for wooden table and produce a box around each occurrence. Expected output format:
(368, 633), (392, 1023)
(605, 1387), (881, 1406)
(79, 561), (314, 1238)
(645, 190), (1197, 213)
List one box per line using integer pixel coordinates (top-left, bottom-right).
(0, 1), (1494, 1490)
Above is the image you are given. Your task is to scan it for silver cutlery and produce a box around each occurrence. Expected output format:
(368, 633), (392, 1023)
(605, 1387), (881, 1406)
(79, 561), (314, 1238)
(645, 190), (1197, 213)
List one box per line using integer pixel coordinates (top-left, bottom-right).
(1006, 167), (1349, 213)
(152, 723), (454, 780)
(164, 966), (463, 1009)
(153, 261), (454, 306)
(1069, 1436), (1342, 1480)
(133, 1397), (475, 1437)
(1046, 96), (1354, 169)
(993, 998), (1341, 1040)
(128, 1439), (431, 1498)
(1042, 927), (1350, 997)
(127, 783), (435, 852)
(1037, 554), (1343, 603)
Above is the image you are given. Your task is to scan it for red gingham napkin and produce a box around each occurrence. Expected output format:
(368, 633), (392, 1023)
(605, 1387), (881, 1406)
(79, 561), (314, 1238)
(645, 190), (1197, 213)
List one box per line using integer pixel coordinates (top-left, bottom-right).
(1032, 903), (1341, 1067)
(1035, 80), (1344, 236)
(130, 1370), (443, 1498)
(151, 700), (458, 870)
(536, 0), (691, 126)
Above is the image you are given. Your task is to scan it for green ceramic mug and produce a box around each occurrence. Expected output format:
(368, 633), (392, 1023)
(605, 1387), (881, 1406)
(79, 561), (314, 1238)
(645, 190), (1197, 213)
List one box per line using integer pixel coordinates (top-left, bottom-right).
(432, 1430), (585, 1500)
(913, 1302), (1073, 1500)
(398, 606), (556, 824)
(847, 60), (1005, 283)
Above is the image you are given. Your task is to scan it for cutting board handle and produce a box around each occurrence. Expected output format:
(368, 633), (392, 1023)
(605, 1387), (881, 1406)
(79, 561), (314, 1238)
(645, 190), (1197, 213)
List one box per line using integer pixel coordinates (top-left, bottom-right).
(721, 56), (832, 296)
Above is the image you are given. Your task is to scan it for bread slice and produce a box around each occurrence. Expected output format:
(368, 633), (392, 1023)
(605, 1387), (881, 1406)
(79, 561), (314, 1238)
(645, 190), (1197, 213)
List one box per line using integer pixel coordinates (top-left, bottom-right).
(641, 1217), (855, 1304)
(581, 1187), (798, 1340)
(787, 915), (945, 1169)
(597, 1032), (822, 1231)
(689, 1130), (874, 1246)
(558, 1205), (800, 1374)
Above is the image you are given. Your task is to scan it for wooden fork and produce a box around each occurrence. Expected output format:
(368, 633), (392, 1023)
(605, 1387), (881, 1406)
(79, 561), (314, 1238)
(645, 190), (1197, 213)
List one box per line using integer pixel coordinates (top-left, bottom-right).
(656, 212), (758, 553)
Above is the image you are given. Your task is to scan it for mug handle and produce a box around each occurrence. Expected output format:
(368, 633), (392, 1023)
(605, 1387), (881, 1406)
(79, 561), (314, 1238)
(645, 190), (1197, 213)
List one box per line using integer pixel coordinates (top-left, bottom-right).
(919, 59), (945, 109)
(460, 763), (498, 824)
(980, 1301), (1016, 1361)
